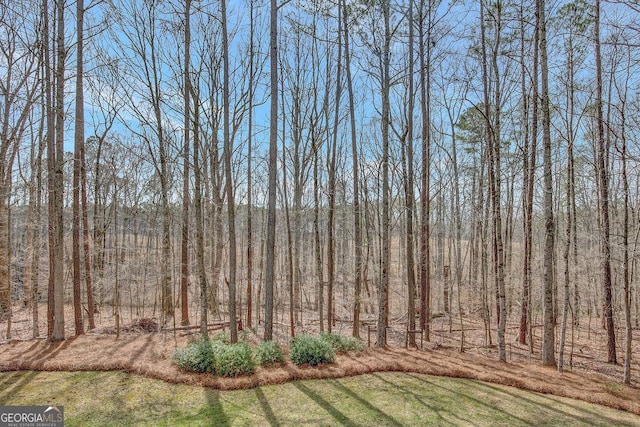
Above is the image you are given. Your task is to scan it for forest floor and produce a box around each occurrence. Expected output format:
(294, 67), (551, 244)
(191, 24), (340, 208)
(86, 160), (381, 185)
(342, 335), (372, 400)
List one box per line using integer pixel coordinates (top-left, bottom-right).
(1, 302), (639, 417)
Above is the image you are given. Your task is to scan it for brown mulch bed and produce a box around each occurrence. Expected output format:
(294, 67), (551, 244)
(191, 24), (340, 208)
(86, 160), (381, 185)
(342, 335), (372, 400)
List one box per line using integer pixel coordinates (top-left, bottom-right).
(0, 332), (639, 416)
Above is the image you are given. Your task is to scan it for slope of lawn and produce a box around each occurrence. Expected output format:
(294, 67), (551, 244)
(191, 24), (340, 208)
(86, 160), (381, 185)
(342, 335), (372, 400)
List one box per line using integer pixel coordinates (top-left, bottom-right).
(1, 370), (639, 426)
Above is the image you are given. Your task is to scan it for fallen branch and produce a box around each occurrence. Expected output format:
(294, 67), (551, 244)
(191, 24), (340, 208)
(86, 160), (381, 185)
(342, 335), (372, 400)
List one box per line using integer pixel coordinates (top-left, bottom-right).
(164, 320), (242, 332)
(165, 322), (228, 332)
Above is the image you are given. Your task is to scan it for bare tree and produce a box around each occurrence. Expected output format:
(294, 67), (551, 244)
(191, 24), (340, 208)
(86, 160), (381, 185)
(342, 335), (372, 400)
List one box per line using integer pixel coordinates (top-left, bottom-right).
(594, 0), (616, 365)
(418, 0), (432, 340)
(245, 0), (257, 330)
(190, 61), (208, 336)
(180, 0), (192, 327)
(0, 0), (40, 328)
(264, 0), (278, 341)
(618, 78), (631, 384)
(80, 131), (95, 331)
(328, 2), (343, 334)
(479, 0), (506, 362)
(111, 0), (174, 323)
(611, 36), (632, 383)
(557, 0), (590, 373)
(25, 110), (45, 338)
(539, 0), (556, 367)
(518, 0), (534, 347)
(404, 0), (417, 347)
(342, 0), (363, 339)
(220, 0), (238, 343)
(377, 0), (391, 348)
(72, 0), (86, 336)
(47, 0), (66, 341)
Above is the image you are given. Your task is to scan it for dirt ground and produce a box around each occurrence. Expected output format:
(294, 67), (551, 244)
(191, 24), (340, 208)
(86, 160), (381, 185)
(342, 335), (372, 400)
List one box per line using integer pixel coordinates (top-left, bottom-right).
(1, 302), (639, 416)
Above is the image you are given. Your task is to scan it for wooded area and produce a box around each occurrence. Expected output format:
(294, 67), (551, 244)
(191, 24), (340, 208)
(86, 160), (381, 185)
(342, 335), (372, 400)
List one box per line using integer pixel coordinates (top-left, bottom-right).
(0, 0), (639, 385)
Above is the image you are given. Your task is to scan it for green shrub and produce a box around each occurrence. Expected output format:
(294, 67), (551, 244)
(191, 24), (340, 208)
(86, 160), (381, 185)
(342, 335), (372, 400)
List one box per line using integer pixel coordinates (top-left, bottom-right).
(240, 329), (252, 342)
(289, 334), (335, 366)
(255, 341), (286, 366)
(212, 331), (230, 344)
(214, 342), (255, 377)
(173, 338), (254, 377)
(172, 339), (216, 373)
(320, 333), (365, 353)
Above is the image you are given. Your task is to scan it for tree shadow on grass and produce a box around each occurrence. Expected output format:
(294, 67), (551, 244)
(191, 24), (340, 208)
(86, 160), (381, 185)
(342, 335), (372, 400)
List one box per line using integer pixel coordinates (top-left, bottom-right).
(370, 372), (476, 426)
(203, 388), (230, 426)
(0, 371), (40, 403)
(326, 378), (403, 427)
(293, 381), (358, 427)
(0, 372), (20, 391)
(466, 379), (639, 426)
(391, 372), (552, 425)
(254, 387), (280, 427)
(404, 372), (620, 426)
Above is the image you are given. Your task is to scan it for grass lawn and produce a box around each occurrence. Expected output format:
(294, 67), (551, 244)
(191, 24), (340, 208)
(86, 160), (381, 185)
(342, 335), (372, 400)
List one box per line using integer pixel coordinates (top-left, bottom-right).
(1, 370), (638, 426)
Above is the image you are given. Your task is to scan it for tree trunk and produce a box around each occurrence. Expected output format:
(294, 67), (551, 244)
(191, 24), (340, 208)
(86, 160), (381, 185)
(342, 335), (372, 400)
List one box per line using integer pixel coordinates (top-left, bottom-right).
(491, 0), (507, 364)
(327, 3), (343, 334)
(210, 152), (223, 318)
(377, 0), (391, 348)
(113, 169), (120, 339)
(540, 0), (556, 367)
(444, 93), (464, 352)
(24, 125), (44, 337)
(594, 0), (616, 365)
(48, 0), (66, 341)
(72, 0), (85, 336)
(621, 113), (631, 384)
(480, 0), (506, 362)
(221, 0), (237, 343)
(33, 136), (44, 337)
(404, 0), (416, 347)
(558, 126), (572, 374)
(80, 130), (95, 330)
(246, 0), (256, 330)
(0, 195), (8, 323)
(264, 0), (278, 341)
(616, 64), (631, 383)
(526, 8), (539, 354)
(343, 0), (362, 338)
(313, 124), (324, 333)
(559, 22), (579, 373)
(419, 0), (432, 342)
(281, 131), (295, 338)
(92, 133), (105, 294)
(0, 0), (39, 334)
(180, 0), (192, 327)
(518, 2), (534, 346)
(193, 93), (208, 338)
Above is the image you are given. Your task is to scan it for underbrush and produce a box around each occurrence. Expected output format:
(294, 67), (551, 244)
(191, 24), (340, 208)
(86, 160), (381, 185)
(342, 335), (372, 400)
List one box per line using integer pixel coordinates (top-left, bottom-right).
(173, 332), (363, 373)
(173, 338), (254, 377)
(255, 341), (286, 366)
(215, 342), (255, 377)
(173, 339), (217, 373)
(211, 331), (230, 344)
(320, 333), (365, 353)
(290, 334), (336, 366)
